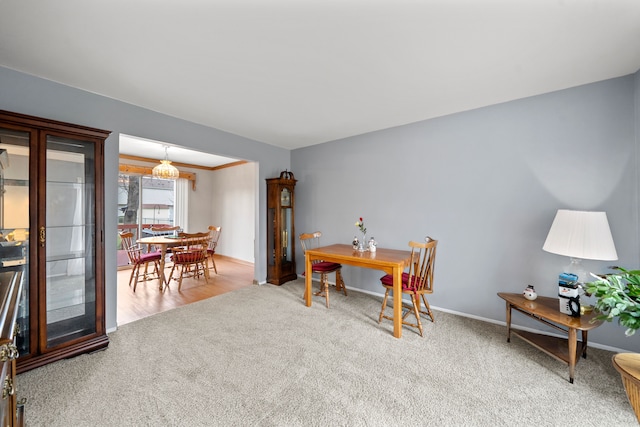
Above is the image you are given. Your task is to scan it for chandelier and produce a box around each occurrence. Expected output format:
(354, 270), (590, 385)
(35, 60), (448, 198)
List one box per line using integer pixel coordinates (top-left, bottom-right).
(152, 146), (179, 180)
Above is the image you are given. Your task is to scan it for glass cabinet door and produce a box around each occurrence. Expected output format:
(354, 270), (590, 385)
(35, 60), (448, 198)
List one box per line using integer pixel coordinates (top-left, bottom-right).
(44, 135), (96, 348)
(0, 109), (108, 373)
(0, 128), (31, 356)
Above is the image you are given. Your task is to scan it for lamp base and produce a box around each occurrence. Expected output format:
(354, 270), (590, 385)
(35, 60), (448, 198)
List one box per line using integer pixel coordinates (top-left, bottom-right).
(564, 257), (587, 284)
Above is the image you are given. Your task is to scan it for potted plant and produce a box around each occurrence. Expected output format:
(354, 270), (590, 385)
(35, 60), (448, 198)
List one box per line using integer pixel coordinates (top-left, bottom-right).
(585, 267), (640, 422)
(585, 266), (640, 336)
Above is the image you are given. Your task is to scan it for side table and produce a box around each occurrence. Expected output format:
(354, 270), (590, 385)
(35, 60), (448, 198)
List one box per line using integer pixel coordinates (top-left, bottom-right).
(498, 292), (603, 383)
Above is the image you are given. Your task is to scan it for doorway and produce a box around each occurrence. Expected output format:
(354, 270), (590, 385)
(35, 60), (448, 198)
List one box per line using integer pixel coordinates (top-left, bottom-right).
(117, 134), (256, 325)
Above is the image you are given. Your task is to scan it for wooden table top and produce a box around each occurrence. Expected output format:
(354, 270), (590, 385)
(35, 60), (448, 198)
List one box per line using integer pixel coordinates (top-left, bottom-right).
(138, 235), (184, 245)
(498, 292), (602, 331)
(306, 244), (412, 269)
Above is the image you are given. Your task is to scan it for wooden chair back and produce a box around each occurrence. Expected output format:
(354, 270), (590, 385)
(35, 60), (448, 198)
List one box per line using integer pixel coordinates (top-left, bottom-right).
(177, 232), (210, 252)
(151, 225), (181, 235)
(169, 232), (210, 289)
(299, 231), (322, 257)
(119, 231), (141, 264)
(120, 231), (134, 250)
(299, 231), (346, 307)
(207, 226), (222, 252)
(406, 237), (437, 294)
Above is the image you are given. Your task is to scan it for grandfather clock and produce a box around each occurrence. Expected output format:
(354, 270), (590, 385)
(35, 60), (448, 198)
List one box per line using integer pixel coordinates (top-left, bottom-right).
(266, 170), (297, 285)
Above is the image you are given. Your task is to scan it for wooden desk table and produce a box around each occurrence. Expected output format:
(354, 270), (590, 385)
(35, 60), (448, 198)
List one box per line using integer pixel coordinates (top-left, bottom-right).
(498, 292), (603, 383)
(305, 244), (412, 338)
(137, 236), (184, 290)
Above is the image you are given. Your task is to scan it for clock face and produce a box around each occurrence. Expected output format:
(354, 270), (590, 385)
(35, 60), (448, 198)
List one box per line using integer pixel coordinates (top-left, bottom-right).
(280, 188), (291, 207)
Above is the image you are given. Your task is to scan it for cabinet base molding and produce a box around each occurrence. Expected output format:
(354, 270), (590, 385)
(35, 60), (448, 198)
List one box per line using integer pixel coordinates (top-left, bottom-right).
(16, 335), (109, 374)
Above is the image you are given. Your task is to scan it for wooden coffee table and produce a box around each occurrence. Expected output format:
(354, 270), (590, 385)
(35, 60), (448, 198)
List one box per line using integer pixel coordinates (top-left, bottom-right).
(498, 292), (603, 383)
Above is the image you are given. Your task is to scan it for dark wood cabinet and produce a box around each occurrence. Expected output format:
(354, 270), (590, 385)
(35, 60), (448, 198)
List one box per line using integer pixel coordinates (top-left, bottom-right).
(0, 271), (24, 426)
(266, 171), (297, 285)
(0, 110), (110, 374)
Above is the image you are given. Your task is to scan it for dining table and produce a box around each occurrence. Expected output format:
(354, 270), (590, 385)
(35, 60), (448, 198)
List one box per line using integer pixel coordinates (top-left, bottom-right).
(304, 243), (413, 338)
(137, 235), (185, 290)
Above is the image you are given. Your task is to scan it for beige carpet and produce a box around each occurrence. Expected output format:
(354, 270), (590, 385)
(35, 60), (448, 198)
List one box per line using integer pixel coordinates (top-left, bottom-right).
(17, 279), (638, 426)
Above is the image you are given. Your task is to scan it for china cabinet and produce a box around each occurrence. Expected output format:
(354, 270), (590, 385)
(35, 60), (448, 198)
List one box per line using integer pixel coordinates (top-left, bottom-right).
(0, 110), (110, 374)
(266, 171), (297, 285)
(0, 271), (24, 426)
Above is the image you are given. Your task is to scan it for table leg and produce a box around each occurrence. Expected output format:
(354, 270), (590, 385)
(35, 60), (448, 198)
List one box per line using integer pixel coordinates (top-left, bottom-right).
(305, 253), (312, 307)
(157, 245), (167, 290)
(505, 302), (512, 343)
(568, 327), (577, 384)
(393, 266), (402, 339)
(581, 330), (589, 359)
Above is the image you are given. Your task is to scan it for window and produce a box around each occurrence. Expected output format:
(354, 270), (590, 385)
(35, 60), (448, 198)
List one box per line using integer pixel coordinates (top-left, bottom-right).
(117, 174), (176, 267)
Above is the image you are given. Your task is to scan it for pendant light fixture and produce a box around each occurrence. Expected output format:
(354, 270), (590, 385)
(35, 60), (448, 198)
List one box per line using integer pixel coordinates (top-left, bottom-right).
(152, 145), (179, 180)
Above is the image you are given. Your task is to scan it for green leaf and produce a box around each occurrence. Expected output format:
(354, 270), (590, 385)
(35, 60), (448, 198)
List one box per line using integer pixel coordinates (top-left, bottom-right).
(586, 267), (640, 335)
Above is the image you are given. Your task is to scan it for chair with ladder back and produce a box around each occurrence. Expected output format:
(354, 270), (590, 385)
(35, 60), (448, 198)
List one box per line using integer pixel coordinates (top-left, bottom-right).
(119, 231), (162, 292)
(299, 231), (347, 308)
(378, 237), (438, 336)
(168, 232), (210, 290)
(206, 226), (222, 274)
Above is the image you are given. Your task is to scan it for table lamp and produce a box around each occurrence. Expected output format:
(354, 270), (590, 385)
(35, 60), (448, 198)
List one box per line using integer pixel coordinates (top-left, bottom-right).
(542, 209), (618, 284)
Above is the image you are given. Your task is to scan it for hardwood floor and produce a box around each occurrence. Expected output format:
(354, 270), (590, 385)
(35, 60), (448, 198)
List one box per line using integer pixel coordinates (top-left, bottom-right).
(117, 255), (255, 326)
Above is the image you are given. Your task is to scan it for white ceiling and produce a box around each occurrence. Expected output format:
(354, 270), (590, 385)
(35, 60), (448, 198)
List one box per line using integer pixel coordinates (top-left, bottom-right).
(119, 134), (238, 168)
(1, 0), (639, 162)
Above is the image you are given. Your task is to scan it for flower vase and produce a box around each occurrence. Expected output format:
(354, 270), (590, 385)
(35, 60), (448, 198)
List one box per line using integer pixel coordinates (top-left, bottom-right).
(357, 233), (367, 252)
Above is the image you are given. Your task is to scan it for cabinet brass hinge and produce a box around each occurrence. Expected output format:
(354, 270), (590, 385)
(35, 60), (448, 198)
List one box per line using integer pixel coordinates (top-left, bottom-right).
(12, 322), (20, 339)
(2, 377), (14, 399)
(0, 343), (19, 362)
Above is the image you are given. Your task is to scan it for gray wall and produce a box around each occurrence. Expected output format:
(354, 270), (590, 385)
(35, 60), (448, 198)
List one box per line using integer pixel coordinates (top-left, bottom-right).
(2, 64), (639, 352)
(0, 66), (289, 332)
(292, 74), (640, 352)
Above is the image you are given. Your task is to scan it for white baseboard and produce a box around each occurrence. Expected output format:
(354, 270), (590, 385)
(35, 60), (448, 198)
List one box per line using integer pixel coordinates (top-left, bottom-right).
(297, 274), (630, 354)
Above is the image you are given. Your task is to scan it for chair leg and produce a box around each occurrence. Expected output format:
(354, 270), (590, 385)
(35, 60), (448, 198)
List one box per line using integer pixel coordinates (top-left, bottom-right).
(128, 266), (136, 289)
(200, 260), (209, 283)
(153, 260), (161, 280)
(133, 264), (144, 292)
(410, 295), (424, 337)
(313, 276), (325, 297)
(322, 273), (330, 308)
(177, 265), (185, 291)
(378, 289), (390, 323)
(419, 294), (434, 322)
(167, 263), (178, 289)
(209, 255), (217, 274)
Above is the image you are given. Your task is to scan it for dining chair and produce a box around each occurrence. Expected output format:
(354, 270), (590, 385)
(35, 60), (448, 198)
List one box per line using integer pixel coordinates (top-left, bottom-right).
(119, 231), (162, 292)
(206, 226), (222, 274)
(299, 231), (346, 308)
(378, 237), (438, 337)
(150, 225), (182, 265)
(168, 232), (210, 290)
(150, 225), (181, 236)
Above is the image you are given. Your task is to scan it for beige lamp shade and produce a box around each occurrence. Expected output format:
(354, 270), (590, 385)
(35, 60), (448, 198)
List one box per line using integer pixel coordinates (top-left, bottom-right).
(152, 146), (179, 180)
(542, 209), (618, 261)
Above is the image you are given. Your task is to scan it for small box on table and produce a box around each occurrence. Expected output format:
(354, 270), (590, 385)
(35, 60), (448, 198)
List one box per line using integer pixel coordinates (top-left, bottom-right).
(558, 273), (580, 317)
